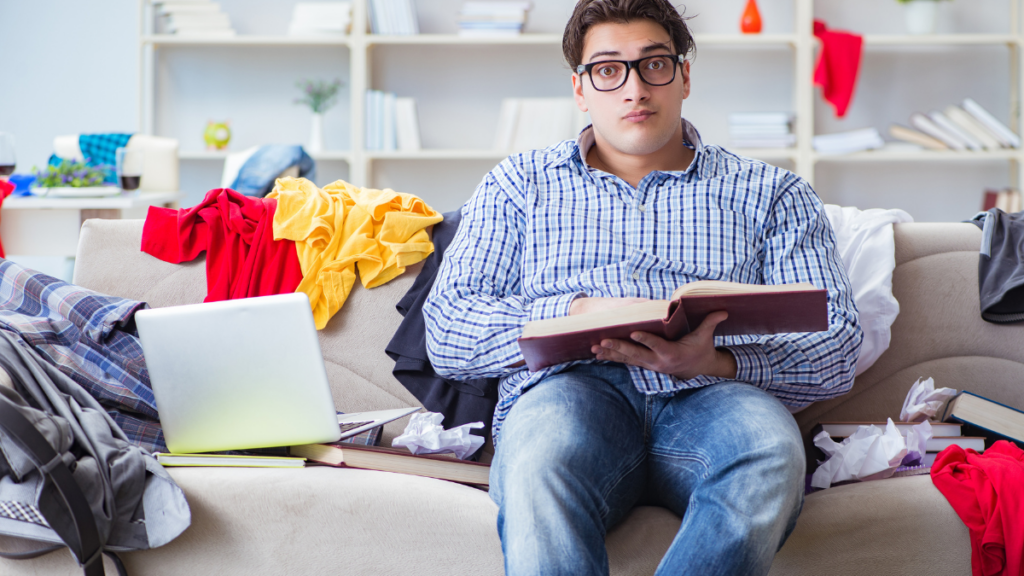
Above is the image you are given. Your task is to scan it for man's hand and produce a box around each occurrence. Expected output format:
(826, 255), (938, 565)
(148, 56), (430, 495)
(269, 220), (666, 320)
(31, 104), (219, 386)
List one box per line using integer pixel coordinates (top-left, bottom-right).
(591, 311), (738, 380)
(569, 296), (649, 316)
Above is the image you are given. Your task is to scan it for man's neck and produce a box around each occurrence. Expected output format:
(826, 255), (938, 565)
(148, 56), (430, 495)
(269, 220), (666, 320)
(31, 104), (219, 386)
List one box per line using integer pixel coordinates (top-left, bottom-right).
(585, 122), (695, 189)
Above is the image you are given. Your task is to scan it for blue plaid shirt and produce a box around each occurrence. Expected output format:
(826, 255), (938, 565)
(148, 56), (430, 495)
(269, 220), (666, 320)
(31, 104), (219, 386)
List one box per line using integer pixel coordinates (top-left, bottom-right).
(424, 120), (863, 446)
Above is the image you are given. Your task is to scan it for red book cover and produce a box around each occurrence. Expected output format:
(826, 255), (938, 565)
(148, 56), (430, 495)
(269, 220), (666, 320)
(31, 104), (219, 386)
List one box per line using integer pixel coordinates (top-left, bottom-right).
(518, 288), (829, 372)
(982, 189), (999, 211)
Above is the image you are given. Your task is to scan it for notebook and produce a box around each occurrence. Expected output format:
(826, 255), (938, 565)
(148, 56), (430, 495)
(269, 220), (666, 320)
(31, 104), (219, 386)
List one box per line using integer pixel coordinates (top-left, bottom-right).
(136, 293), (415, 454)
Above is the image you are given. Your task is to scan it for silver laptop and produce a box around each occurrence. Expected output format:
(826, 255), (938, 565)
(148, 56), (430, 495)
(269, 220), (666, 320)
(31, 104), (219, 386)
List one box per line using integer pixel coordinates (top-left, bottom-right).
(136, 293), (416, 454)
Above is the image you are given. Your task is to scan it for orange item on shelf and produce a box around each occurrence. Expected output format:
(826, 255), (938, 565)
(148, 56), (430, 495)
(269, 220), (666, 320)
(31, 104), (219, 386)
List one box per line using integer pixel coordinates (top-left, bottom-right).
(740, 0), (762, 34)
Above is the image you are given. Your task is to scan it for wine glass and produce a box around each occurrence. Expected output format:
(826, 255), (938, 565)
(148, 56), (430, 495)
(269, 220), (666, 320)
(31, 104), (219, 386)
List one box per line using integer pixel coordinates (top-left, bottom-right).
(0, 133), (15, 180)
(115, 147), (144, 194)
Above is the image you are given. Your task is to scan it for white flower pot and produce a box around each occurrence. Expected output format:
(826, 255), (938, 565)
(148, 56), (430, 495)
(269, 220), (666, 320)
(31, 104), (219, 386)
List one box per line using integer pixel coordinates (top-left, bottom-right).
(308, 113), (324, 153)
(904, 1), (939, 35)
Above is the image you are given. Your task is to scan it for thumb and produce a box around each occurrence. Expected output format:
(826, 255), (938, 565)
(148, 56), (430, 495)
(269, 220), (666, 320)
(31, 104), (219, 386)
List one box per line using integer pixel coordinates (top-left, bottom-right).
(694, 311), (729, 338)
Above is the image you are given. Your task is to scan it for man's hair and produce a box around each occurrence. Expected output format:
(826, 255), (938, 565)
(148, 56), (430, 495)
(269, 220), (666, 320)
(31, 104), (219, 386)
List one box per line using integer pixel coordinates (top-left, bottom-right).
(562, 0), (695, 70)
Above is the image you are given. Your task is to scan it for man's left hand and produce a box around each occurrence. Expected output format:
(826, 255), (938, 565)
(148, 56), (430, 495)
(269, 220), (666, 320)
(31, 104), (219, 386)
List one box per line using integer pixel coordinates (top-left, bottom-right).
(591, 311), (738, 380)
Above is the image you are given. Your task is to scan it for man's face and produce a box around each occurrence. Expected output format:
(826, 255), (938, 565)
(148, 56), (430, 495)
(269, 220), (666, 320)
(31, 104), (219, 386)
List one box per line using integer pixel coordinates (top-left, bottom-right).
(572, 19), (691, 157)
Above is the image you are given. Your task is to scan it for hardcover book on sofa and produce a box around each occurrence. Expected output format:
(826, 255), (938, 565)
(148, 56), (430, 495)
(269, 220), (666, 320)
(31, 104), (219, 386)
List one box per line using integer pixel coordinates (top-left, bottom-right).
(291, 443), (491, 486)
(942, 391), (1024, 445)
(517, 281), (828, 371)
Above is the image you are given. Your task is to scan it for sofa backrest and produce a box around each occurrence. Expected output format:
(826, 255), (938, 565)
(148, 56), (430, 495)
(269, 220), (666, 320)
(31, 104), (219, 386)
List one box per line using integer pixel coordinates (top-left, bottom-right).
(74, 219), (1024, 445)
(74, 219), (424, 445)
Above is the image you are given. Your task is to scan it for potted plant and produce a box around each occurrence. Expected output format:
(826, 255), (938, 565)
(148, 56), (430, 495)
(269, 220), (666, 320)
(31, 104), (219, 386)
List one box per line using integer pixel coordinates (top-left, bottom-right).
(897, 0), (949, 35)
(32, 159), (120, 197)
(295, 79), (343, 154)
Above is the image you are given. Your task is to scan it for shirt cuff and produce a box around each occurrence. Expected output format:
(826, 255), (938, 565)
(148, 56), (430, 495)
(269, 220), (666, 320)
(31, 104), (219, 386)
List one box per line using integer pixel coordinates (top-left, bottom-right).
(724, 343), (774, 390)
(529, 292), (587, 322)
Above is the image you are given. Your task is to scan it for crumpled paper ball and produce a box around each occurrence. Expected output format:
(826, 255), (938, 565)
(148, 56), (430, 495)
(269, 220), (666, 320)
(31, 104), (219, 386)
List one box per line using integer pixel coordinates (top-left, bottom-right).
(900, 377), (957, 422)
(392, 412), (484, 460)
(811, 419), (909, 489)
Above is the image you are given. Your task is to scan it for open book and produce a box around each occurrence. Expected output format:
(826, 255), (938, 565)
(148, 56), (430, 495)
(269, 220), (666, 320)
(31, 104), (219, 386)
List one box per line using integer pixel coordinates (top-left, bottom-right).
(518, 281), (828, 371)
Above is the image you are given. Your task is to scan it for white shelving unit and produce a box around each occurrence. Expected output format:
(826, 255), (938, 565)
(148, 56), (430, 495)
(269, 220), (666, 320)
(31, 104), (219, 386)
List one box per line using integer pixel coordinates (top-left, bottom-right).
(138, 0), (1024, 204)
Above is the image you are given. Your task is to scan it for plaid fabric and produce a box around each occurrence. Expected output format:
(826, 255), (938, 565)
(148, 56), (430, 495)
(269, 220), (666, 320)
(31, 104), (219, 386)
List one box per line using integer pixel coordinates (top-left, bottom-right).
(79, 133), (132, 184)
(337, 412), (383, 447)
(0, 501), (49, 528)
(0, 259), (163, 451)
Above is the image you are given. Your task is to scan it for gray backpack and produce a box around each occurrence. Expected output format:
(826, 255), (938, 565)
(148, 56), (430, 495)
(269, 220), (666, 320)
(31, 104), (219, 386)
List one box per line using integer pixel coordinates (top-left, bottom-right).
(0, 330), (190, 575)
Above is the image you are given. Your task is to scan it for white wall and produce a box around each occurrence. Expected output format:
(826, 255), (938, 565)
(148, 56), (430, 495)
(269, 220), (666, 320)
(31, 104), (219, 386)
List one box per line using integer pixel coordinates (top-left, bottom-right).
(0, 0), (1018, 223)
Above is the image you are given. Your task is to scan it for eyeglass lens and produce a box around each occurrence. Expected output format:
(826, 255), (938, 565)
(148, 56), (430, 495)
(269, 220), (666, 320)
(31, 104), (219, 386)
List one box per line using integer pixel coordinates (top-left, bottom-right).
(590, 56), (677, 91)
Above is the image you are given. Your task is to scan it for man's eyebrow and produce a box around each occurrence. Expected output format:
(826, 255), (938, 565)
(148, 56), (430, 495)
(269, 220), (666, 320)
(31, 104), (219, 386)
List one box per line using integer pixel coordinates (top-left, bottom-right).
(586, 42), (675, 62)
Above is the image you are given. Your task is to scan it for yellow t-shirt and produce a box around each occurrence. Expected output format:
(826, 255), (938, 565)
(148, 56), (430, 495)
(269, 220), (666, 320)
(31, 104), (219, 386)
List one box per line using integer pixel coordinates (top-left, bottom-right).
(268, 177), (443, 329)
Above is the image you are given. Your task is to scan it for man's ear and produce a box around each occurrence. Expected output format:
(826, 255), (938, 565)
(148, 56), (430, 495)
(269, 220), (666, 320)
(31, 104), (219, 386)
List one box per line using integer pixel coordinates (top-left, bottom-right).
(680, 60), (691, 100)
(572, 73), (589, 113)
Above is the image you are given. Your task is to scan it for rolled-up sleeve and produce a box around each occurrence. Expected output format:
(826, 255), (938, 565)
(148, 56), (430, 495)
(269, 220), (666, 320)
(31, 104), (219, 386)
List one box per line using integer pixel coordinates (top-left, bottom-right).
(721, 177), (863, 406)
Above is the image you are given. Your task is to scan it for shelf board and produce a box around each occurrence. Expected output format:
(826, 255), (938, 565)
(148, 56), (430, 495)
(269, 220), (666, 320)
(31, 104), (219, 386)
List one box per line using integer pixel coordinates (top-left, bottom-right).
(731, 148), (798, 160)
(814, 149), (1021, 162)
(179, 150), (351, 161)
(862, 34), (1018, 46)
(142, 34), (350, 46)
(3, 191), (181, 210)
(367, 33), (561, 45)
(693, 33), (797, 46)
(367, 149), (510, 160)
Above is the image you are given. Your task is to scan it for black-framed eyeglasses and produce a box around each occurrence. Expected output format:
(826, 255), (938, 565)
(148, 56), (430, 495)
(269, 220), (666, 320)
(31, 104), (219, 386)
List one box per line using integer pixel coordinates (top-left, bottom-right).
(576, 54), (685, 92)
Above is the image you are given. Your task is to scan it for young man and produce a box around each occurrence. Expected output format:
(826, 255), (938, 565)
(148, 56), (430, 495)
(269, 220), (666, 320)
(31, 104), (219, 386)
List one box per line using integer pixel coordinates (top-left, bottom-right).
(423, 0), (862, 574)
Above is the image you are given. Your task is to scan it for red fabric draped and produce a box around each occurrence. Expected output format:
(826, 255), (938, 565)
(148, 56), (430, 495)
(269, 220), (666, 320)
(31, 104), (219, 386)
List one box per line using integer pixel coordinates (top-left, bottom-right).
(813, 20), (864, 118)
(931, 440), (1024, 576)
(141, 188), (303, 302)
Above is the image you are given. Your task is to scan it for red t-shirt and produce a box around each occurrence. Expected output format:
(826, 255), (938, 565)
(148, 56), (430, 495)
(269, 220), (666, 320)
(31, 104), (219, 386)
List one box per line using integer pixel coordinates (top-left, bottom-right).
(141, 188), (303, 301)
(931, 439), (1024, 576)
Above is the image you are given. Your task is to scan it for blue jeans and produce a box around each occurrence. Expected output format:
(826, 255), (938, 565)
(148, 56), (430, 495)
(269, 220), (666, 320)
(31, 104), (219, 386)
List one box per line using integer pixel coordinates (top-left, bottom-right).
(489, 363), (805, 576)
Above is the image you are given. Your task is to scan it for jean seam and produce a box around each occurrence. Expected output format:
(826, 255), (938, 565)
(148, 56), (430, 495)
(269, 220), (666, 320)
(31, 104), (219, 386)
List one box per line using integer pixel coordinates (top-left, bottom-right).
(597, 449), (646, 524)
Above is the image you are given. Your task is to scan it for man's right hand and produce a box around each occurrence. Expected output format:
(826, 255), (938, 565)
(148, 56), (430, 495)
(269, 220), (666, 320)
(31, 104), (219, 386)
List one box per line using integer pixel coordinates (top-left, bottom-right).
(569, 297), (650, 316)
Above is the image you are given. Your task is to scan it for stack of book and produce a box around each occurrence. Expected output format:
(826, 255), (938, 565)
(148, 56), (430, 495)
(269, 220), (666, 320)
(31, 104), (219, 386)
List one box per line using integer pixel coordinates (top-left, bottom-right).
(368, 0), (419, 35)
(458, 1), (532, 38)
(365, 90), (422, 152)
(889, 98), (1021, 151)
(813, 127), (885, 155)
(494, 98), (590, 153)
(287, 2), (352, 37)
(813, 420), (981, 467)
(155, 0), (236, 37)
(982, 188), (1023, 212)
(728, 112), (795, 149)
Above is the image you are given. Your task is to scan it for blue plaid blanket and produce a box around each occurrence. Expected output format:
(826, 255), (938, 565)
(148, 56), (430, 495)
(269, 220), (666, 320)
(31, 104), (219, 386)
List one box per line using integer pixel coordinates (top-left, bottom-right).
(0, 259), (164, 452)
(80, 133), (133, 184)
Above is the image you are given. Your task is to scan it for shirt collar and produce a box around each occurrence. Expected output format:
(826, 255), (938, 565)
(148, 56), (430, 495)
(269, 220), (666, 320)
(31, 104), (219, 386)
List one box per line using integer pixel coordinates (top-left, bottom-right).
(573, 117), (706, 178)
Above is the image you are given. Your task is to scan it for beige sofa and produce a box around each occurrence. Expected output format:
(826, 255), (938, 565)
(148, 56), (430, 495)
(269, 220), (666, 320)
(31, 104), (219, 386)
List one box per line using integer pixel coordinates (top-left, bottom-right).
(4, 219), (1023, 575)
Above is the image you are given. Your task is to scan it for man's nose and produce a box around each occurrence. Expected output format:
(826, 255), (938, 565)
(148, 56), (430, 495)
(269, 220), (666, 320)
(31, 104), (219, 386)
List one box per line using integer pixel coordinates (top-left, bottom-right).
(621, 67), (650, 102)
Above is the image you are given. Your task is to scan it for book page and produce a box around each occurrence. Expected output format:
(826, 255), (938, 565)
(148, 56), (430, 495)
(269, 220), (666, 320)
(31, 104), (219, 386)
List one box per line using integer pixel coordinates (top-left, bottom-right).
(520, 300), (668, 338)
(671, 280), (818, 300)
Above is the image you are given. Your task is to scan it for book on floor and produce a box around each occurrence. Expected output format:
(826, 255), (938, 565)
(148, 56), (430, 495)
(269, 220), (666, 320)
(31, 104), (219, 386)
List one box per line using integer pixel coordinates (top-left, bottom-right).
(942, 391), (1024, 445)
(815, 420), (963, 438)
(291, 443), (491, 486)
(518, 281), (828, 371)
(155, 453), (306, 468)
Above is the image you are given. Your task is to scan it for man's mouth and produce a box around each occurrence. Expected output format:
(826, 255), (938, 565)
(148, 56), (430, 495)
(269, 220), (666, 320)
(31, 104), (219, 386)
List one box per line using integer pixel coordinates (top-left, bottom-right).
(624, 110), (655, 123)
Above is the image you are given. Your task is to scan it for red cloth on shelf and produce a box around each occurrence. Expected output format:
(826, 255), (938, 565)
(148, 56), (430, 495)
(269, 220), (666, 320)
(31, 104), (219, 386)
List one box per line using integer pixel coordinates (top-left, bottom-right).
(930, 440), (1024, 576)
(813, 20), (864, 118)
(141, 188), (303, 302)
(0, 180), (14, 259)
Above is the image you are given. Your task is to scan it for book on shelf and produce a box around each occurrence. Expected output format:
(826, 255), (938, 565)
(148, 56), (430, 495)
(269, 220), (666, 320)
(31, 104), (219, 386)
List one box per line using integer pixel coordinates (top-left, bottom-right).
(812, 128), (884, 155)
(928, 111), (983, 151)
(944, 105), (1002, 151)
(517, 281), (828, 372)
(888, 124), (947, 151)
(494, 98), (589, 153)
(459, 1), (531, 37)
(288, 2), (352, 37)
(815, 420), (963, 438)
(985, 188), (1023, 213)
(910, 113), (966, 151)
(942, 391), (1024, 446)
(369, 0), (419, 35)
(291, 443), (491, 486)
(962, 98), (1021, 149)
(155, 452), (307, 468)
(729, 112), (794, 149)
(365, 91), (420, 152)
(982, 189), (1000, 211)
(730, 135), (797, 149)
(728, 112), (793, 126)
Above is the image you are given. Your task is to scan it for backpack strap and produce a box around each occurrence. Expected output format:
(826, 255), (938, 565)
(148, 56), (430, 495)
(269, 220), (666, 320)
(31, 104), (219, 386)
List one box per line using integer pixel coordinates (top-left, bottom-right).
(0, 395), (116, 576)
